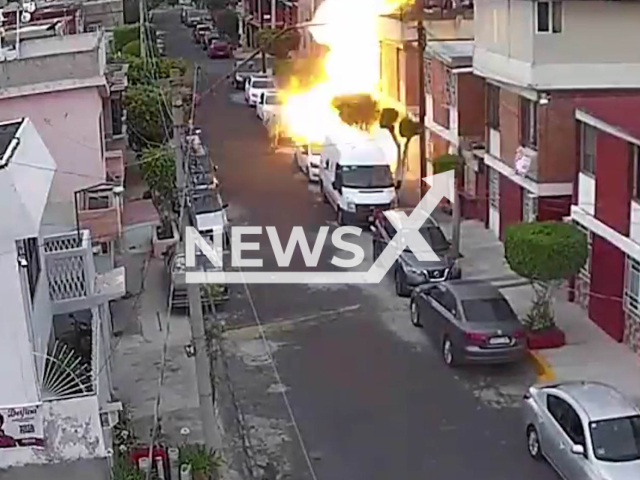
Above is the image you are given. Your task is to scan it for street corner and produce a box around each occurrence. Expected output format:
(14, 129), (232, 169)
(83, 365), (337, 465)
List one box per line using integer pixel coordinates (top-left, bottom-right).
(527, 349), (556, 382)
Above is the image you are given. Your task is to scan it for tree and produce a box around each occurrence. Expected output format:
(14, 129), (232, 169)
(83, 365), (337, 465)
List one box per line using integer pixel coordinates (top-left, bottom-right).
(379, 108), (420, 186)
(113, 25), (140, 52)
(214, 9), (239, 43)
(504, 222), (588, 331)
(127, 57), (188, 86)
(140, 147), (177, 221)
(124, 85), (172, 151)
(256, 27), (301, 59)
(122, 39), (141, 57)
(331, 94), (380, 131)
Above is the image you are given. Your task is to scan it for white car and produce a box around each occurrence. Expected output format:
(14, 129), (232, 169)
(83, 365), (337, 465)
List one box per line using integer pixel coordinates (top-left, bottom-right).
(244, 75), (276, 107)
(256, 90), (282, 122)
(294, 143), (323, 182)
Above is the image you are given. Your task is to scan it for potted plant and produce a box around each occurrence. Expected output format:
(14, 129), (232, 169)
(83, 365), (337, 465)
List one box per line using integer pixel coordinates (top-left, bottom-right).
(504, 222), (588, 349)
(179, 444), (223, 480)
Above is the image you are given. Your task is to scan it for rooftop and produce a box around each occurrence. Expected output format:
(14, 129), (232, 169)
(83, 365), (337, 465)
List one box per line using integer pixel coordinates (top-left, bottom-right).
(17, 31), (102, 59)
(426, 40), (474, 68)
(575, 96), (640, 146)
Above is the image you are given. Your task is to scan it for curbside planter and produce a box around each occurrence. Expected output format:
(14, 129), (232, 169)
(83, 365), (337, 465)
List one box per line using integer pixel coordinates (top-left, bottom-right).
(152, 221), (179, 258)
(526, 326), (566, 350)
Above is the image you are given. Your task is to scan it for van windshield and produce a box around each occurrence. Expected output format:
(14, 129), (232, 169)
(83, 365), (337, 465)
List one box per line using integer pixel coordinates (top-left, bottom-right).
(340, 165), (393, 189)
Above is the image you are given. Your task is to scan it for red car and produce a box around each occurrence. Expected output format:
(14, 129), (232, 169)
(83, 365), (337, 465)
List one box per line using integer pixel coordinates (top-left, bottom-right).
(208, 38), (231, 58)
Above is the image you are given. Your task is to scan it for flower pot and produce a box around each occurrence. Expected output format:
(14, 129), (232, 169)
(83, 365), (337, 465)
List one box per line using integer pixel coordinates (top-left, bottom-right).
(526, 326), (566, 350)
(152, 221), (179, 258)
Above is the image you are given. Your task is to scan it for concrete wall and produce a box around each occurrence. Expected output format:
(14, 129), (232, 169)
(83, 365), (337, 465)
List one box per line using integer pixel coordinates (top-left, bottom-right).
(474, 0), (533, 63)
(0, 245), (41, 406)
(0, 88), (106, 232)
(0, 396), (107, 470)
(533, 1), (640, 66)
(1, 35), (105, 89)
(83, 0), (124, 29)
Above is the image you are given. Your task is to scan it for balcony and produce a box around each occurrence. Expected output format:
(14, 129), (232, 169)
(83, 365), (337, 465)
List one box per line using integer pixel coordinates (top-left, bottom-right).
(43, 230), (125, 315)
(105, 149), (125, 183)
(75, 183), (123, 243)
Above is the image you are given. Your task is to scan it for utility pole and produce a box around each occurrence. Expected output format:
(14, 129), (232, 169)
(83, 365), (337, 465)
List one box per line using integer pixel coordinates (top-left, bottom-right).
(187, 283), (221, 451)
(417, 0), (427, 198)
(172, 70), (221, 452)
(139, 0), (146, 65)
(270, 0), (276, 28)
(259, 0), (266, 72)
(451, 145), (462, 258)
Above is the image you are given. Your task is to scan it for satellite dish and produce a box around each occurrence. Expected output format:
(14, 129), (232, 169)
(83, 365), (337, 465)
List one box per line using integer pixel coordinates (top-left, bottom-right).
(21, 11), (31, 23)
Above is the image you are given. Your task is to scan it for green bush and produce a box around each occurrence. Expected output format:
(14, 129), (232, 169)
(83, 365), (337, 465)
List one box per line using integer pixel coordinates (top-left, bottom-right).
(113, 25), (140, 52)
(140, 147), (176, 218)
(122, 40), (141, 57)
(127, 57), (188, 85)
(179, 444), (223, 476)
(504, 222), (588, 282)
(432, 153), (459, 174)
(257, 27), (301, 59)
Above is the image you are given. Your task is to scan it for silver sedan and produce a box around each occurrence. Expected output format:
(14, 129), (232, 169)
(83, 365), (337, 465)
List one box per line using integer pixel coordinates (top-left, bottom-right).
(523, 381), (640, 479)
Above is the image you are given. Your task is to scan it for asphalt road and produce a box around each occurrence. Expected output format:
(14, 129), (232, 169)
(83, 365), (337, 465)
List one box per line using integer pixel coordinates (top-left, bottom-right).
(155, 9), (559, 480)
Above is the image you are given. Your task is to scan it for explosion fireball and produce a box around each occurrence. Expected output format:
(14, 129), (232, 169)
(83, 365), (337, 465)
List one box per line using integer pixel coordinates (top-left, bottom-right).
(279, 0), (412, 145)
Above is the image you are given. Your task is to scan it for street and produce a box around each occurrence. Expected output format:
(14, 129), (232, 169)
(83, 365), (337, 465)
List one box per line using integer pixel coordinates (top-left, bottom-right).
(155, 9), (559, 480)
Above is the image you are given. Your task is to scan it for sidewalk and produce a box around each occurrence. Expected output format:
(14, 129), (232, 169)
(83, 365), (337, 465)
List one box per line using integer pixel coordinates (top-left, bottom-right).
(438, 215), (640, 402)
(111, 252), (205, 445)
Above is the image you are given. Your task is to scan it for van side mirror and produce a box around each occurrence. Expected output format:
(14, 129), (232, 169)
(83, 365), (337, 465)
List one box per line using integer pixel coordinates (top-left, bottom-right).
(570, 444), (585, 456)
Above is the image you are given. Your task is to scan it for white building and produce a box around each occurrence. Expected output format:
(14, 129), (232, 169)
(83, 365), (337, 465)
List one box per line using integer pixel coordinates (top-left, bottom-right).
(0, 118), (125, 479)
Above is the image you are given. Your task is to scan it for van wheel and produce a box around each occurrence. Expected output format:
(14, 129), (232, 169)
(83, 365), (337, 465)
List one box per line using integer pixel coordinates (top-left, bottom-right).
(337, 209), (345, 226)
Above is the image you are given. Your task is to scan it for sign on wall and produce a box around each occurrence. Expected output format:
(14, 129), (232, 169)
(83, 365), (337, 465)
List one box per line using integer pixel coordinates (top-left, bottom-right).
(0, 404), (45, 449)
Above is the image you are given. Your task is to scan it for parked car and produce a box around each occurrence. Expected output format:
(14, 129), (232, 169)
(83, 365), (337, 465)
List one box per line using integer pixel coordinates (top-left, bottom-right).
(256, 90), (280, 121)
(523, 380), (640, 479)
(208, 36), (232, 58)
(164, 243), (228, 312)
(410, 279), (527, 365)
(185, 9), (206, 27)
(371, 208), (461, 296)
(193, 23), (213, 44)
(232, 54), (274, 89)
(294, 142), (323, 182)
(200, 27), (219, 49)
(244, 75), (276, 107)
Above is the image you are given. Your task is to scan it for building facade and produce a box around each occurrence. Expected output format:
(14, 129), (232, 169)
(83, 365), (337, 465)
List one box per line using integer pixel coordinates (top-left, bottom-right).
(242, 0), (298, 49)
(0, 118), (125, 478)
(472, 0), (640, 240)
(0, 30), (126, 255)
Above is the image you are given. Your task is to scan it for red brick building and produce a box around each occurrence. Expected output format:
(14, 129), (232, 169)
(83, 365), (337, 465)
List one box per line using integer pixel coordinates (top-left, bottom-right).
(570, 97), (640, 354)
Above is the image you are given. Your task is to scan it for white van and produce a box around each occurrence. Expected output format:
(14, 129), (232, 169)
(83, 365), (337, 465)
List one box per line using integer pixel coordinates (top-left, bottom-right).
(319, 130), (398, 224)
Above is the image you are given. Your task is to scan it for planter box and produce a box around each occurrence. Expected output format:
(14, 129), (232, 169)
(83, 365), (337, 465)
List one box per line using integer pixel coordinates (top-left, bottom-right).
(527, 326), (566, 350)
(152, 221), (179, 258)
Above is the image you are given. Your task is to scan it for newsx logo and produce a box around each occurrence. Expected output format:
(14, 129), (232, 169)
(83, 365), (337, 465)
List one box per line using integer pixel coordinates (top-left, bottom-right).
(185, 171), (455, 284)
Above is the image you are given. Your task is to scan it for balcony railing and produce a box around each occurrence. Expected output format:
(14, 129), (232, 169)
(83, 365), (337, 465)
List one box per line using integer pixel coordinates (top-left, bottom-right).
(43, 229), (125, 315)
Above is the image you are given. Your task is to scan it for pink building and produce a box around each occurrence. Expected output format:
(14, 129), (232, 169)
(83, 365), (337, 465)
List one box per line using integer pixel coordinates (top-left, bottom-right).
(0, 30), (127, 255)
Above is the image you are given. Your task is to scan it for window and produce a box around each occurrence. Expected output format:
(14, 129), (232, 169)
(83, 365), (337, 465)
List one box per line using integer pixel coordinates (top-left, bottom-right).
(590, 415), (640, 462)
(580, 123), (597, 176)
(522, 190), (538, 222)
(461, 298), (517, 323)
(487, 84), (500, 129)
(547, 394), (586, 446)
(520, 97), (538, 149)
(17, 237), (41, 301)
(632, 146), (640, 200)
(432, 287), (456, 314)
(340, 165), (394, 189)
(445, 67), (457, 107)
(425, 58), (432, 94)
(536, 1), (562, 33)
(111, 98), (123, 136)
(625, 257), (640, 316)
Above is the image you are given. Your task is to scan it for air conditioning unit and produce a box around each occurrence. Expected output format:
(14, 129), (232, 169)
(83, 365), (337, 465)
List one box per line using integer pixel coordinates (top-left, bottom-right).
(99, 401), (123, 429)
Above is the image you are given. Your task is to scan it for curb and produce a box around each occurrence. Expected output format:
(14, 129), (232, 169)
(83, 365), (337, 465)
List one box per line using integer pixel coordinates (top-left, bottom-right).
(528, 350), (556, 382)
